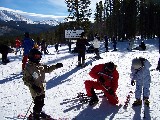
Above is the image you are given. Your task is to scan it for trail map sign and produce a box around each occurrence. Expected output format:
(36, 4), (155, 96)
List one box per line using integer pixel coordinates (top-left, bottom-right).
(65, 30), (84, 39)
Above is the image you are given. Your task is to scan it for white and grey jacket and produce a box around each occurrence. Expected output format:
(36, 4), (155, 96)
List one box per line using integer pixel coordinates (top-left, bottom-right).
(130, 59), (151, 99)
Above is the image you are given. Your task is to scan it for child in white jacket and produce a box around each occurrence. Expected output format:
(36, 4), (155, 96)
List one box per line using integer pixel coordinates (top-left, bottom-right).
(130, 57), (151, 107)
(92, 36), (101, 59)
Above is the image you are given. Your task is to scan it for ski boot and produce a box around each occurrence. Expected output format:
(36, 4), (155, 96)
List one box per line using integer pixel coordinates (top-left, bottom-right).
(89, 95), (99, 106)
(144, 99), (150, 107)
(143, 97), (150, 107)
(28, 113), (33, 120)
(32, 112), (40, 120)
(132, 99), (142, 107)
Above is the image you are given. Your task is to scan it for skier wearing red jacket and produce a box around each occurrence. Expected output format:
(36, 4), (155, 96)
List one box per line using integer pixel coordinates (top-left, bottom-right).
(84, 62), (119, 106)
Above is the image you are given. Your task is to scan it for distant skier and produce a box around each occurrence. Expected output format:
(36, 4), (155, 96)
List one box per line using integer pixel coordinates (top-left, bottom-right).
(84, 62), (119, 106)
(133, 41), (146, 51)
(41, 39), (48, 54)
(55, 43), (59, 52)
(130, 57), (151, 107)
(15, 37), (22, 55)
(112, 36), (117, 51)
(22, 48), (63, 120)
(127, 37), (134, 51)
(156, 57), (160, 71)
(104, 35), (109, 52)
(92, 34), (101, 59)
(76, 32), (89, 67)
(0, 44), (14, 64)
(157, 38), (160, 71)
(21, 32), (34, 70)
(139, 41), (146, 50)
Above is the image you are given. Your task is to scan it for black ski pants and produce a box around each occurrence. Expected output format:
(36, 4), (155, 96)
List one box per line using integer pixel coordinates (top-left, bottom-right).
(33, 94), (45, 114)
(78, 50), (85, 64)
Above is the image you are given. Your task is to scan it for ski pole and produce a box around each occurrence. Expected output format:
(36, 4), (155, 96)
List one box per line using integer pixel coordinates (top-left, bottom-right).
(101, 84), (116, 97)
(98, 72), (113, 79)
(23, 101), (33, 120)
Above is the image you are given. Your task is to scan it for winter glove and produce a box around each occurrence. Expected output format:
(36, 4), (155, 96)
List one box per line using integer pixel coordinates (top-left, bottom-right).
(131, 80), (135, 86)
(32, 84), (42, 93)
(108, 89), (114, 95)
(99, 76), (105, 83)
(55, 63), (63, 68)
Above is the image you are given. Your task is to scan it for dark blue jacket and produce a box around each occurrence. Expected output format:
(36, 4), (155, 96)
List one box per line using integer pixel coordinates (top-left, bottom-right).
(22, 37), (34, 55)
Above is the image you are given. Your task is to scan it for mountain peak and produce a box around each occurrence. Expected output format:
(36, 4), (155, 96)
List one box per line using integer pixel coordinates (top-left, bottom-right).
(0, 10), (59, 26)
(0, 10), (34, 24)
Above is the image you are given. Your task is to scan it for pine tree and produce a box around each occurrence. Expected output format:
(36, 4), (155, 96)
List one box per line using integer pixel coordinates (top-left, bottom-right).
(65, 0), (92, 28)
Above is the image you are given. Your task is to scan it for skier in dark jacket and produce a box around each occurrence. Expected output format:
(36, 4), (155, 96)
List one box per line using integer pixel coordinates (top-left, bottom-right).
(0, 44), (14, 64)
(156, 57), (160, 71)
(23, 48), (63, 119)
(41, 39), (48, 54)
(139, 41), (146, 50)
(112, 36), (117, 51)
(76, 32), (89, 67)
(55, 43), (59, 52)
(104, 35), (109, 52)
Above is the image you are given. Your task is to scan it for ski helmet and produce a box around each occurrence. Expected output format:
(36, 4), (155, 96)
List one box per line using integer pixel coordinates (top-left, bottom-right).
(105, 62), (115, 72)
(132, 58), (142, 70)
(28, 48), (42, 64)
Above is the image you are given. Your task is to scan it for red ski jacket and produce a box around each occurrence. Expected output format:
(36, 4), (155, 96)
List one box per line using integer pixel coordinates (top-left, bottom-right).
(15, 39), (21, 48)
(89, 64), (119, 92)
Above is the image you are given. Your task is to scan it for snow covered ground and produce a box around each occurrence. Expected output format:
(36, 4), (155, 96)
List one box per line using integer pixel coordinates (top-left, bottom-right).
(0, 38), (160, 120)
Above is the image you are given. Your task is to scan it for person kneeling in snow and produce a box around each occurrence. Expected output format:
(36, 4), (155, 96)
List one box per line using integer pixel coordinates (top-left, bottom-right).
(23, 48), (63, 120)
(84, 62), (119, 106)
(131, 57), (151, 107)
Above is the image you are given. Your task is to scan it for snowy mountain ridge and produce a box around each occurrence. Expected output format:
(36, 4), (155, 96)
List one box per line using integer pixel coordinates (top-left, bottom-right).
(0, 10), (59, 26)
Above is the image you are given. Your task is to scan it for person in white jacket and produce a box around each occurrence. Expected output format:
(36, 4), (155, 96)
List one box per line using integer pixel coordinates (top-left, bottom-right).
(92, 35), (101, 59)
(130, 57), (151, 107)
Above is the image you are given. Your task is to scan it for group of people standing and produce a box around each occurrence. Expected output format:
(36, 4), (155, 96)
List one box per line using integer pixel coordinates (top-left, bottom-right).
(75, 32), (151, 107)
(75, 32), (117, 67)
(14, 32), (49, 70)
(0, 31), (157, 120)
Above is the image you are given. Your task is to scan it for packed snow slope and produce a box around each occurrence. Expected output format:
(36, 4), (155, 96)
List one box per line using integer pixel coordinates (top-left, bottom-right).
(0, 38), (160, 120)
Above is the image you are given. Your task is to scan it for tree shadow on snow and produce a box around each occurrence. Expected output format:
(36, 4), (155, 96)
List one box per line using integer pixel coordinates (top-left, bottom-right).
(0, 73), (22, 84)
(45, 53), (75, 65)
(61, 96), (122, 120)
(60, 95), (86, 113)
(75, 98), (122, 120)
(46, 66), (82, 90)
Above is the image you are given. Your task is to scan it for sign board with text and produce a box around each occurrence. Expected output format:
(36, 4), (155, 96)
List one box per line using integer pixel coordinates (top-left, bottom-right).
(65, 30), (84, 39)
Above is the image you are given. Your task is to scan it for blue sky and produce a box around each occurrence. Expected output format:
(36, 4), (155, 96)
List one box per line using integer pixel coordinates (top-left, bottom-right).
(0, 0), (105, 22)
